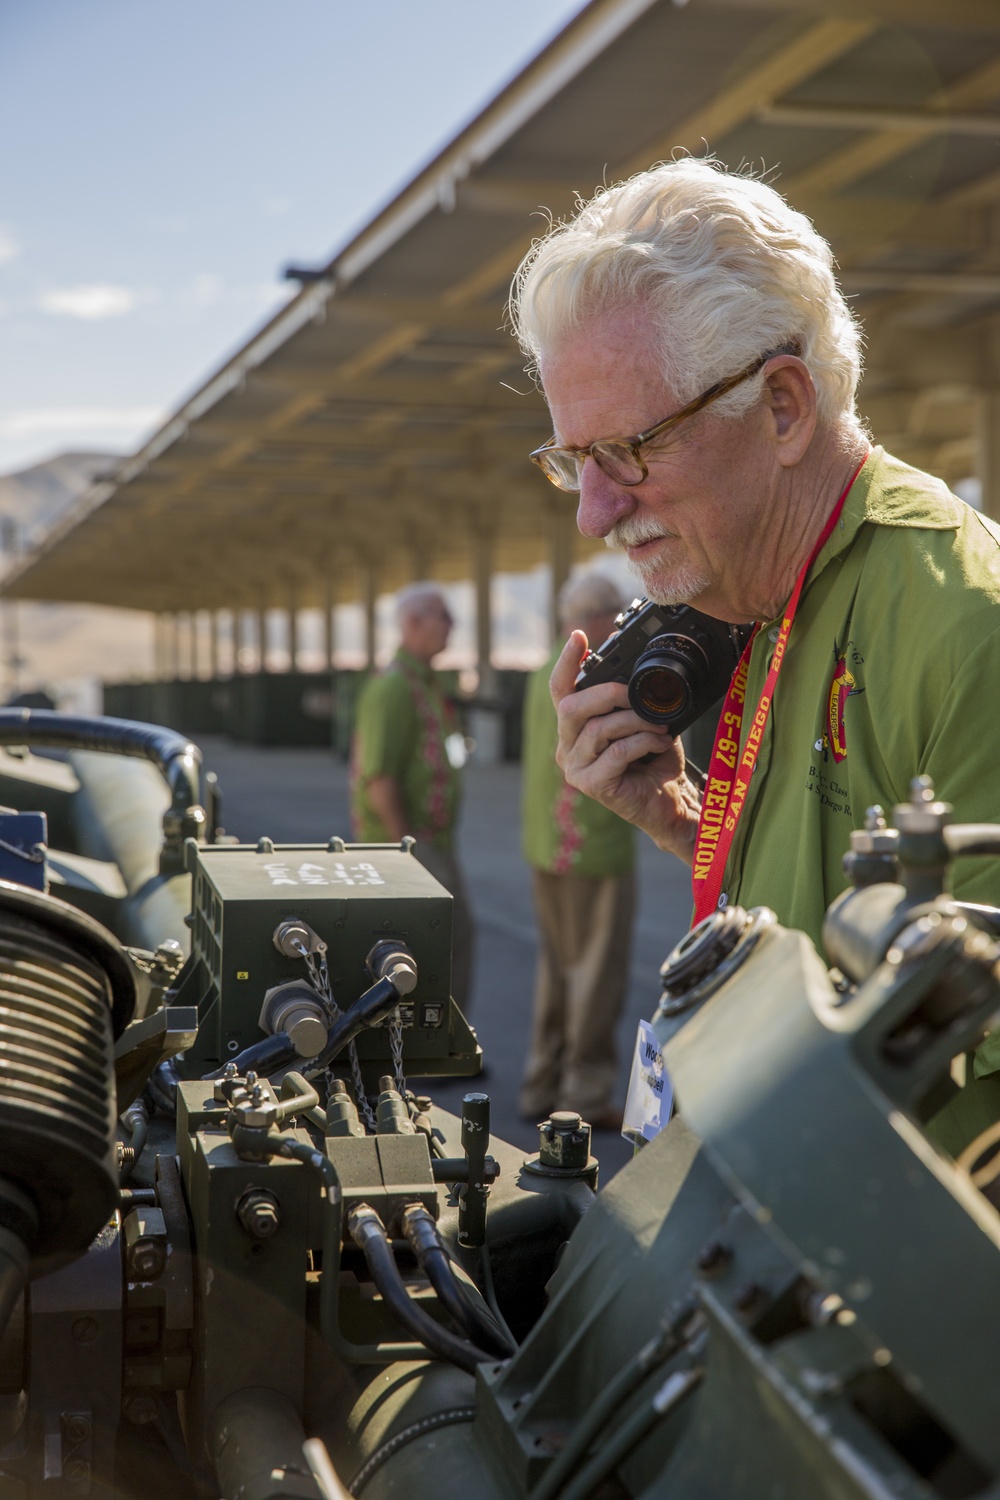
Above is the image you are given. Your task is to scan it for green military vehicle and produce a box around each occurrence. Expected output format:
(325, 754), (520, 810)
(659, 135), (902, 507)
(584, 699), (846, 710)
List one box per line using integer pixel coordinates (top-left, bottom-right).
(0, 709), (995, 1500)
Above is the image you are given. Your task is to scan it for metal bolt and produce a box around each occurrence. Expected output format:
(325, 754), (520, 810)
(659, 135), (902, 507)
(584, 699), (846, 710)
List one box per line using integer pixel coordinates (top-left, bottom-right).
(733, 1281), (763, 1314)
(245, 1071), (258, 1088)
(127, 1237), (166, 1283)
(224, 1062), (238, 1079)
(237, 1189), (281, 1241)
(696, 1239), (730, 1277)
(122, 1391), (158, 1426)
(62, 1416), (90, 1446)
(538, 1111), (591, 1172)
(71, 1317), (99, 1345)
(64, 1459), (90, 1485)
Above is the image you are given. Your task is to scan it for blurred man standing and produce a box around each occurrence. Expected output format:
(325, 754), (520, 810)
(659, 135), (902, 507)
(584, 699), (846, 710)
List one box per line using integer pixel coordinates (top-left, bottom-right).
(351, 583), (474, 1010)
(520, 573), (636, 1129)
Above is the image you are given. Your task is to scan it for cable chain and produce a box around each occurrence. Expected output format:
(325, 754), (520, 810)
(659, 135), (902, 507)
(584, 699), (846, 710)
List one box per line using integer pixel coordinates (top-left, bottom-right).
(389, 1009), (406, 1097)
(296, 940), (377, 1131)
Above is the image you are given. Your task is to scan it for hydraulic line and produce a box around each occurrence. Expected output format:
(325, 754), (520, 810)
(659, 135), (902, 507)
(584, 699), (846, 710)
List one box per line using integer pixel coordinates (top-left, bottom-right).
(276, 1138), (425, 1365)
(399, 1205), (515, 1359)
(119, 1096), (149, 1183)
(528, 1298), (700, 1500)
(346, 1408), (478, 1497)
(554, 1365), (704, 1500)
(479, 1242), (518, 1354)
(348, 1205), (495, 1374)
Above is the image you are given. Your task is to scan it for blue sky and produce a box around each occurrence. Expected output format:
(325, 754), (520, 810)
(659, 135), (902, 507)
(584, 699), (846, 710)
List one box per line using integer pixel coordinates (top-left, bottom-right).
(0, 0), (584, 475)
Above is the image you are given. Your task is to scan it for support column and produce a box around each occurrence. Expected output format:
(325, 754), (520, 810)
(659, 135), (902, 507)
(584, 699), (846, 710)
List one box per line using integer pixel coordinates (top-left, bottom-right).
(362, 560), (377, 671)
(188, 612), (199, 680)
(209, 611), (220, 680)
(154, 614), (167, 680)
(324, 575), (336, 671)
(976, 389), (1000, 521)
(549, 502), (575, 641)
(473, 529), (496, 697)
(287, 587), (299, 673)
(256, 606), (268, 672)
(168, 614), (181, 679)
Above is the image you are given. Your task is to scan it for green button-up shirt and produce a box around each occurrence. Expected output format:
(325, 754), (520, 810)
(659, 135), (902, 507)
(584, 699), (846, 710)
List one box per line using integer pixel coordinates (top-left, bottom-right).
(522, 643), (634, 878)
(716, 448), (1000, 1146)
(722, 447), (1000, 940)
(350, 649), (461, 852)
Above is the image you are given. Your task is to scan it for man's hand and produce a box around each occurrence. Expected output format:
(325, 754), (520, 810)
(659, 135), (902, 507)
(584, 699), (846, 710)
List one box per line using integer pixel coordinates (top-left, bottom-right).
(550, 630), (703, 864)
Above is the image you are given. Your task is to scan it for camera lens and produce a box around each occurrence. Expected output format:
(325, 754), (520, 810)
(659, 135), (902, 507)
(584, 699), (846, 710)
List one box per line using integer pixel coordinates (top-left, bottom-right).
(628, 634), (708, 730)
(631, 664), (689, 720)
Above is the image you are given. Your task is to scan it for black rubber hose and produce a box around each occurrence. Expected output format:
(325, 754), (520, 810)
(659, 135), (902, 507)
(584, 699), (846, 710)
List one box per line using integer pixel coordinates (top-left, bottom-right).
(348, 1206), (493, 1375)
(400, 1205), (514, 1358)
(0, 709), (201, 810)
(203, 1033), (298, 1081)
(314, 977), (400, 1070)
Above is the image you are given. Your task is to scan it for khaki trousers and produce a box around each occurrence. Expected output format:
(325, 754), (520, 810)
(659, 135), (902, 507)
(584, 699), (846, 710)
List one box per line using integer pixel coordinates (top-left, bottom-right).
(413, 844), (475, 1014)
(520, 868), (636, 1118)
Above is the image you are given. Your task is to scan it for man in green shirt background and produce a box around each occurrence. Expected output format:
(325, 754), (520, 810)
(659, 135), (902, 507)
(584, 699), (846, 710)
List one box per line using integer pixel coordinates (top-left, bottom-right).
(350, 583), (474, 1011)
(520, 572), (636, 1130)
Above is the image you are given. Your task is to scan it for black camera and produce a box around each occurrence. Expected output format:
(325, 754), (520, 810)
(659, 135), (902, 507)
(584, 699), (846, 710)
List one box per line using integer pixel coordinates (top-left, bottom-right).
(574, 597), (752, 736)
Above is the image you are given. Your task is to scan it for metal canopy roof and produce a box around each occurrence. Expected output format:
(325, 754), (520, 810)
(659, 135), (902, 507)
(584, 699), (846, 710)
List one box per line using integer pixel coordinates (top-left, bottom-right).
(9, 0), (1000, 613)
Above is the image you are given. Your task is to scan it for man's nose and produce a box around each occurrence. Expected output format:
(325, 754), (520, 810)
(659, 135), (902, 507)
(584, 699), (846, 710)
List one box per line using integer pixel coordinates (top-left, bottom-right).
(575, 457), (636, 539)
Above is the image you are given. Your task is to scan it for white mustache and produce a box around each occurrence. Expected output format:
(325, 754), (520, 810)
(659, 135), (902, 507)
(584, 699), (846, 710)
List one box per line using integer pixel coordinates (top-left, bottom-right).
(604, 514), (674, 550)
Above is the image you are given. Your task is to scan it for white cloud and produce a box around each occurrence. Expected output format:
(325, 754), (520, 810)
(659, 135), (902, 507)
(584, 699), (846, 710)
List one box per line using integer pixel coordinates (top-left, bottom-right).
(39, 284), (140, 320)
(0, 406), (164, 439)
(0, 229), (18, 267)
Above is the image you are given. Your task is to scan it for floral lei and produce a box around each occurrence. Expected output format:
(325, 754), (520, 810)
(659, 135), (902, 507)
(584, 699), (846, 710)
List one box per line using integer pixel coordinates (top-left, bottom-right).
(393, 656), (455, 837)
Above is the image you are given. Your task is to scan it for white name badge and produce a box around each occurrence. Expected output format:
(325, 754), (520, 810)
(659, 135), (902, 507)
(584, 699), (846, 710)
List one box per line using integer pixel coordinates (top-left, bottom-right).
(445, 732), (468, 769)
(622, 1019), (673, 1147)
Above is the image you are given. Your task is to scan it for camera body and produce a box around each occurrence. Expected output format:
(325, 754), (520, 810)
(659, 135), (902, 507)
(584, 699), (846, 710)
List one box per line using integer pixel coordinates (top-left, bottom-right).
(574, 596), (752, 736)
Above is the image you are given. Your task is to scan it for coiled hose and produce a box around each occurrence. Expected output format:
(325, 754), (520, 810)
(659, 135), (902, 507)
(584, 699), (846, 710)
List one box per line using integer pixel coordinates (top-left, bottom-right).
(0, 890), (128, 1326)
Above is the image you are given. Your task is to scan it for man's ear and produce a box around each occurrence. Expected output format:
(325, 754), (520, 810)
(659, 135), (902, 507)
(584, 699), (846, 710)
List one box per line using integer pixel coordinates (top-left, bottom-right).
(761, 356), (817, 468)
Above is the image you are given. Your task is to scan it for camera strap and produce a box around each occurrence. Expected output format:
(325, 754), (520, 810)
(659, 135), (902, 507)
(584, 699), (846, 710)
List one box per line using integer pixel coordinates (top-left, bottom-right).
(690, 455), (869, 924)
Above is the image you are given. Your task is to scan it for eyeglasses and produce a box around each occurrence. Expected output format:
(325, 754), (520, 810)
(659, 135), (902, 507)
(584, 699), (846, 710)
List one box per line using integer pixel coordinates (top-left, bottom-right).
(529, 353), (771, 493)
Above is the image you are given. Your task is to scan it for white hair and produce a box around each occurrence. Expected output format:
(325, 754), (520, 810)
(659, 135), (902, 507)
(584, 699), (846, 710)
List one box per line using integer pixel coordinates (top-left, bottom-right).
(510, 158), (864, 432)
(558, 572), (625, 629)
(395, 582), (447, 626)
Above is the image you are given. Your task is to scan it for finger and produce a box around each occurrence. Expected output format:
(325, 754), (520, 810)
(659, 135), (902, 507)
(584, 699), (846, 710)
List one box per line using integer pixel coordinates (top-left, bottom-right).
(555, 676), (633, 740)
(597, 728), (680, 774)
(575, 707), (672, 762)
(549, 630), (590, 707)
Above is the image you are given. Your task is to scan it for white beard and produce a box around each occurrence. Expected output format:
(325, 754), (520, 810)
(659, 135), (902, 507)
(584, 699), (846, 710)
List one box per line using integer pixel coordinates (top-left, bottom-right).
(604, 514), (710, 606)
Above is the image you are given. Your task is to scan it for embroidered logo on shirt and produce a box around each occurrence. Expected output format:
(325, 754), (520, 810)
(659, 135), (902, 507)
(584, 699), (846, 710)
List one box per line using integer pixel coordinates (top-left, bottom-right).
(827, 655), (856, 763)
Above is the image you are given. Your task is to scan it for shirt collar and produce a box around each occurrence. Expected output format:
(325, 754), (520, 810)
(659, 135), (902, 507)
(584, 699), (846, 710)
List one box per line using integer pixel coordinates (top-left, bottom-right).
(394, 646), (435, 681)
(810, 445), (964, 580)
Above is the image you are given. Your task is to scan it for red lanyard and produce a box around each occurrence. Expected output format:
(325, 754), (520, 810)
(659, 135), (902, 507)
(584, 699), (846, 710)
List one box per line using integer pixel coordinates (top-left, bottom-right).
(690, 456), (868, 924)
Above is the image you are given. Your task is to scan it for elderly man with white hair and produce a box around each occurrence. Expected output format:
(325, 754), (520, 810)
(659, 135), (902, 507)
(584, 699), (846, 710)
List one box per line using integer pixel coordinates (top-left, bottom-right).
(351, 583), (474, 1010)
(520, 571), (636, 1130)
(511, 158), (1000, 1150)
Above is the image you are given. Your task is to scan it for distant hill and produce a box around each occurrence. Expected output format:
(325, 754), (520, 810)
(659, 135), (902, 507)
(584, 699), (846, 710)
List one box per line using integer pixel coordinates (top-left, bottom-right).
(0, 451), (152, 710)
(0, 451), (117, 550)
